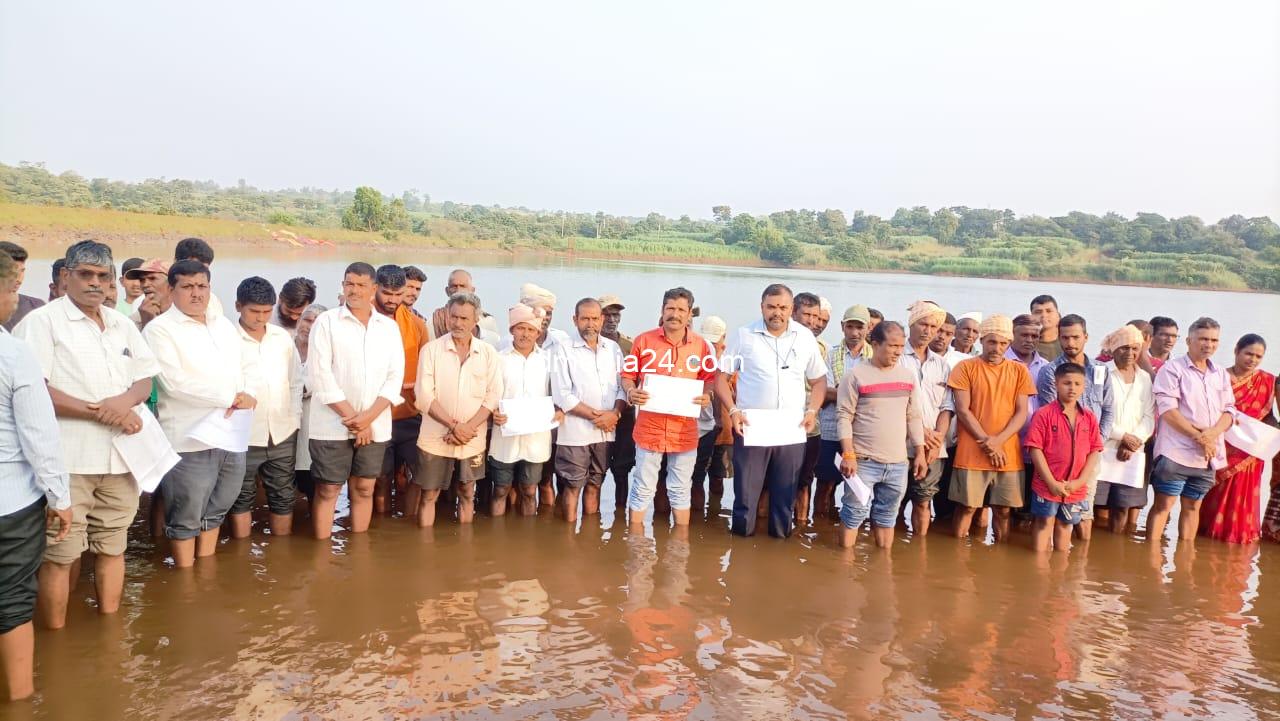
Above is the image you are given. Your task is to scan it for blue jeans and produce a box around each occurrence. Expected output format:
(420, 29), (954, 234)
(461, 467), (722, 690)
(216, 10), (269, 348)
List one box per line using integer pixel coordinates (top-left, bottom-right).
(629, 446), (697, 512)
(839, 458), (908, 530)
(1150, 456), (1215, 501)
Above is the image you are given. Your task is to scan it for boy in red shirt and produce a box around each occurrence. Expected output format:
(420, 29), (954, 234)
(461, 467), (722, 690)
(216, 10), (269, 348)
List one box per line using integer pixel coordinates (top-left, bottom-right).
(1024, 363), (1104, 552)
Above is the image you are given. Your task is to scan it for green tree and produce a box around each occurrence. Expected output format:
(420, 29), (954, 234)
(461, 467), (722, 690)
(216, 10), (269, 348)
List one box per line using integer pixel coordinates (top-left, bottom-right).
(342, 186), (386, 232)
(817, 208), (848, 238)
(724, 213), (759, 245)
(929, 207), (959, 244)
(712, 205), (732, 223)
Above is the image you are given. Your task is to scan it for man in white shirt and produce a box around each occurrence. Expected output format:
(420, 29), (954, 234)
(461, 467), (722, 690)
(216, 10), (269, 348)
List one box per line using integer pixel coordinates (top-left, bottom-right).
(172, 238), (225, 318)
(899, 301), (955, 536)
(306, 262), (404, 540)
(716, 284), (828, 539)
(144, 260), (258, 567)
(489, 304), (563, 517)
(0, 251), (71, 701)
(14, 241), (158, 628)
(228, 277), (304, 538)
(550, 298), (627, 522)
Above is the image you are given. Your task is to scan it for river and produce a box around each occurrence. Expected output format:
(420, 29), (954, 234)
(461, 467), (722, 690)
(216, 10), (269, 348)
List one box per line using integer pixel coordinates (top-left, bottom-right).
(11, 247), (1280, 720)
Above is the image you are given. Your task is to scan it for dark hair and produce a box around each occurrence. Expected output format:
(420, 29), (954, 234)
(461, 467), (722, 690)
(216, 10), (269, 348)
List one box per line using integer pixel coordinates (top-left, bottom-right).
(404, 265), (427, 283)
(1149, 316), (1178, 333)
(1189, 317), (1220, 335)
(943, 312), (957, 326)
(51, 258), (66, 284)
(344, 262), (376, 279)
(574, 297), (602, 316)
(174, 237), (214, 265)
(279, 277), (316, 308)
(662, 286), (695, 309)
(375, 264), (407, 290)
(869, 320), (904, 344)
(167, 259), (210, 287)
(121, 257), (144, 274)
(236, 276), (277, 306)
(1012, 313), (1040, 329)
(1058, 313), (1087, 332)
(793, 292), (820, 310)
(1030, 294), (1058, 311)
(868, 308), (884, 320)
(0, 241), (29, 263)
(761, 283), (792, 301)
(1236, 333), (1266, 352)
(1054, 362), (1086, 380)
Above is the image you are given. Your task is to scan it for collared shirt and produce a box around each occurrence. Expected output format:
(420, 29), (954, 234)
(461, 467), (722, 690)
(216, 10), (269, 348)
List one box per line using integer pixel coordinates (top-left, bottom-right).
(1152, 355), (1235, 470)
(414, 335), (501, 458)
(549, 330), (626, 447)
(306, 305), (404, 444)
(720, 318), (828, 412)
(1005, 346), (1051, 444)
(237, 322), (303, 447)
(942, 347), (971, 372)
(1024, 401), (1104, 503)
(1, 294), (44, 332)
(620, 327), (715, 453)
(899, 346), (955, 458)
(1103, 361), (1155, 444)
(488, 345), (554, 464)
(14, 297), (159, 474)
(807, 337), (829, 438)
(143, 305), (261, 453)
(0, 328), (71, 514)
(543, 327), (570, 351)
(1037, 354), (1115, 440)
(820, 342), (865, 440)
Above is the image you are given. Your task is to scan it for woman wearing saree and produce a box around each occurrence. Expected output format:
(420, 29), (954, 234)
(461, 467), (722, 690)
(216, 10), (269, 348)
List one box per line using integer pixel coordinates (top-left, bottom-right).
(1199, 334), (1274, 544)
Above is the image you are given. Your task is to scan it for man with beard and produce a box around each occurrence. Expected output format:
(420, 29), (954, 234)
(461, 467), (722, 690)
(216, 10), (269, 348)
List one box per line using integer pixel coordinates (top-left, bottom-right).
(271, 277), (317, 339)
(372, 265), (430, 517)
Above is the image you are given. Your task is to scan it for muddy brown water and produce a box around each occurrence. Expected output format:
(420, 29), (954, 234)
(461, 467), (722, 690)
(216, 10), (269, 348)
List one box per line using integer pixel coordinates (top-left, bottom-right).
(14, 481), (1280, 721)
(10, 249), (1280, 720)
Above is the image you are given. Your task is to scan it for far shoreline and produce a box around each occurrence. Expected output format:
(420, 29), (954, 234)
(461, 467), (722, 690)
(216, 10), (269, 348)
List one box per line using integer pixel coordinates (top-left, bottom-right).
(7, 219), (1275, 297)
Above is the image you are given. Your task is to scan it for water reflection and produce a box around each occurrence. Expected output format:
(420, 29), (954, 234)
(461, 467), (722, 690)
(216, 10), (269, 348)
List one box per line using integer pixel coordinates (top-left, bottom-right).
(21, 505), (1280, 720)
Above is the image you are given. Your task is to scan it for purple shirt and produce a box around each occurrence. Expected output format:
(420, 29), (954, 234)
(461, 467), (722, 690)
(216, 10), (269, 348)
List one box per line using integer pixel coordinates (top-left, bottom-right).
(1152, 355), (1235, 470)
(1005, 346), (1050, 449)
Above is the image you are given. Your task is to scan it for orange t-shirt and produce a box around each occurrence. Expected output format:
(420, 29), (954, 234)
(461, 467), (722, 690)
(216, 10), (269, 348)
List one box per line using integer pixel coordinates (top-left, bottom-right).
(947, 356), (1036, 471)
(392, 304), (429, 421)
(620, 327), (715, 453)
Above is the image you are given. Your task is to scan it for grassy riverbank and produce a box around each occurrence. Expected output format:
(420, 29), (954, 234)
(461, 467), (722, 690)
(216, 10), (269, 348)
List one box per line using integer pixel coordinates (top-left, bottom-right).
(0, 202), (1269, 292)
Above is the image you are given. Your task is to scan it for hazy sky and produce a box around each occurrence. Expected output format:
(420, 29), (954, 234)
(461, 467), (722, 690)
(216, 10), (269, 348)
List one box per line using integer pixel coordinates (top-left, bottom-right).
(2, 1), (1277, 221)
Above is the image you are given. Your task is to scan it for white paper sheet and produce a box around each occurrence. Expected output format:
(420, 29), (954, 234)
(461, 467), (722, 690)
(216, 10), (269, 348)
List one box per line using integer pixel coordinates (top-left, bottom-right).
(741, 408), (805, 447)
(112, 406), (180, 494)
(1226, 414), (1280, 462)
(499, 396), (558, 436)
(639, 374), (703, 418)
(833, 456), (873, 506)
(1098, 444), (1146, 488)
(185, 408), (254, 453)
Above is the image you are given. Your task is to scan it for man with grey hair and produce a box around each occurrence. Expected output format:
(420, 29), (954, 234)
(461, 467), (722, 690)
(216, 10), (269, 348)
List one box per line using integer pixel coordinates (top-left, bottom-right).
(15, 240), (158, 625)
(413, 292), (501, 526)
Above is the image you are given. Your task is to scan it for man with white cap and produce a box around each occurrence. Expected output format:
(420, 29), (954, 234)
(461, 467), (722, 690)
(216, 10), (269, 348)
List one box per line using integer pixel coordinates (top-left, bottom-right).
(815, 304), (873, 522)
(693, 315), (732, 505)
(520, 283), (570, 350)
(717, 284), (828, 539)
(1095, 323), (1154, 534)
(899, 301), (955, 536)
(619, 287), (714, 527)
(488, 303), (563, 516)
(600, 293), (635, 506)
(953, 312), (982, 357)
(945, 314), (1036, 542)
(816, 297), (832, 337)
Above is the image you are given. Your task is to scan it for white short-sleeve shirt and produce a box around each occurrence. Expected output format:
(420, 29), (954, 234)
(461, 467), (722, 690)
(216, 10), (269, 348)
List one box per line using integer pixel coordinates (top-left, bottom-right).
(720, 318), (828, 411)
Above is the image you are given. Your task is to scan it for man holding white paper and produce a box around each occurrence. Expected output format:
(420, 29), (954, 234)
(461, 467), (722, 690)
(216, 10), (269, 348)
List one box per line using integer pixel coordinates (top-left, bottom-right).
(619, 287), (714, 527)
(1096, 325), (1155, 534)
(716, 284), (828, 539)
(13, 240), (158, 626)
(144, 260), (258, 567)
(836, 321), (928, 549)
(489, 303), (562, 517)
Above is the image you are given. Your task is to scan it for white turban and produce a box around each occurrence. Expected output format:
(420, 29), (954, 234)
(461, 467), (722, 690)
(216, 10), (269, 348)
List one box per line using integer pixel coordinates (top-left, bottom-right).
(519, 283), (557, 310)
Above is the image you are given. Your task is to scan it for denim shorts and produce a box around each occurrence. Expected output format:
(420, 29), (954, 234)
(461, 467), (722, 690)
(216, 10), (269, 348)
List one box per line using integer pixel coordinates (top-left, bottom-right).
(1150, 456), (1215, 501)
(1029, 492), (1085, 525)
(839, 458), (908, 530)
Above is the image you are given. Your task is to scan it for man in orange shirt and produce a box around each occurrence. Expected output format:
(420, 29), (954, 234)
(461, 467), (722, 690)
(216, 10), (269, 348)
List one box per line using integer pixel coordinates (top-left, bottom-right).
(619, 288), (714, 527)
(946, 315), (1036, 542)
(372, 265), (430, 517)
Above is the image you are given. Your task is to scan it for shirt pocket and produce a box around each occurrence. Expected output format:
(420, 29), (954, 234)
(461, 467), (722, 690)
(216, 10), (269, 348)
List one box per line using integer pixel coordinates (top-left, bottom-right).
(467, 367), (489, 399)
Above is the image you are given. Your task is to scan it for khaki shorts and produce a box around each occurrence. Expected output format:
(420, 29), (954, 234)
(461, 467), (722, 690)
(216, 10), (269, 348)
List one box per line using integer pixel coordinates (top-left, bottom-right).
(948, 468), (1024, 509)
(415, 452), (486, 491)
(45, 473), (138, 564)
